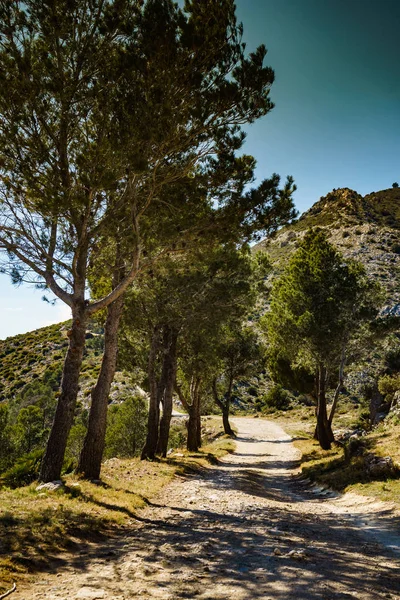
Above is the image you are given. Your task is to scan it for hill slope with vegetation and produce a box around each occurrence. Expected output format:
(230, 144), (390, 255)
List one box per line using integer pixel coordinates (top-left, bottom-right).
(252, 187), (400, 510)
(257, 187), (400, 311)
(0, 321), (138, 406)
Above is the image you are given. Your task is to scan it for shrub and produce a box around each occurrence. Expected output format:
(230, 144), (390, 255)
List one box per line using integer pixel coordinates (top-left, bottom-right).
(65, 421), (87, 466)
(391, 243), (400, 255)
(14, 405), (45, 454)
(168, 422), (187, 450)
(385, 345), (400, 371)
(263, 385), (291, 411)
(105, 395), (147, 458)
(378, 374), (400, 408)
(0, 448), (43, 489)
(0, 404), (15, 472)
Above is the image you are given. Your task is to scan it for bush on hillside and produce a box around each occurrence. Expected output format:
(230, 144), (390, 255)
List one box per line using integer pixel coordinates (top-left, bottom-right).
(104, 395), (147, 459)
(0, 448), (43, 489)
(261, 385), (291, 411)
(0, 404), (15, 472)
(385, 344), (400, 372)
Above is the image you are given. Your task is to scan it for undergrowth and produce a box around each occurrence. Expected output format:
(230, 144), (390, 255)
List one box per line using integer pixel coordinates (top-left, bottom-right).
(272, 405), (400, 504)
(0, 418), (234, 593)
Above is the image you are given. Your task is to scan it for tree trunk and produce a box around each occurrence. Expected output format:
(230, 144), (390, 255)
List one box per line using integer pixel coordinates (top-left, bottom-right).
(77, 293), (125, 479)
(222, 402), (234, 436)
(157, 330), (178, 458)
(212, 377), (234, 436)
(328, 347), (346, 426)
(196, 407), (202, 449)
(187, 377), (201, 451)
(186, 406), (196, 452)
(316, 365), (334, 450)
(39, 303), (88, 482)
(313, 369), (319, 440)
(369, 386), (383, 426)
(141, 326), (162, 460)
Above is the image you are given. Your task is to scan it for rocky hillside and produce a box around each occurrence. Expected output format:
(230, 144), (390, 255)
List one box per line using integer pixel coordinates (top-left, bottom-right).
(0, 321), (141, 406)
(256, 187), (400, 315)
(2, 186), (399, 408)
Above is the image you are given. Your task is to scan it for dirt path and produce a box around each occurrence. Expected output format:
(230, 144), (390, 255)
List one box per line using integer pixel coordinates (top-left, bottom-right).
(13, 418), (400, 600)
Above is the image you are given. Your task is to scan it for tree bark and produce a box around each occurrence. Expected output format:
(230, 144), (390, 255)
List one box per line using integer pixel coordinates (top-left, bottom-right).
(39, 302), (88, 482)
(369, 386), (383, 426)
(157, 329), (178, 457)
(328, 347), (346, 426)
(221, 402), (234, 436)
(316, 364), (334, 450)
(187, 377), (201, 451)
(196, 403), (202, 449)
(141, 326), (162, 460)
(212, 377), (234, 436)
(77, 293), (125, 479)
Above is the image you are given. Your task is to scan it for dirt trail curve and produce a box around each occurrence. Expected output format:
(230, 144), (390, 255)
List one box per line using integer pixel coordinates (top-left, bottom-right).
(14, 418), (400, 600)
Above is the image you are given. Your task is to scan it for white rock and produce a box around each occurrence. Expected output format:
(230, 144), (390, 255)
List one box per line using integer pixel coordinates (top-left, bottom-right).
(75, 587), (106, 599)
(287, 549), (307, 560)
(36, 480), (64, 492)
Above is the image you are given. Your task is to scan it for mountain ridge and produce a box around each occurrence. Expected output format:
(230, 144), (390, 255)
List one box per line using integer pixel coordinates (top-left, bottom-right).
(256, 186), (400, 312)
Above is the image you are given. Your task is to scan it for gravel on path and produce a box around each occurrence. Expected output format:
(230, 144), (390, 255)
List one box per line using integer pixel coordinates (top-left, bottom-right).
(12, 417), (400, 600)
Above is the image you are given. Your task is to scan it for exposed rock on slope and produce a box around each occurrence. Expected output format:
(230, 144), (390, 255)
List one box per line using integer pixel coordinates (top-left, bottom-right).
(254, 187), (400, 399)
(0, 321), (140, 406)
(256, 187), (400, 311)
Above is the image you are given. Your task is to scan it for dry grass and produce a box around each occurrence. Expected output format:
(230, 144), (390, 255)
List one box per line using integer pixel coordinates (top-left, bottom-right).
(271, 405), (400, 507)
(0, 459), (176, 592)
(0, 419), (234, 593)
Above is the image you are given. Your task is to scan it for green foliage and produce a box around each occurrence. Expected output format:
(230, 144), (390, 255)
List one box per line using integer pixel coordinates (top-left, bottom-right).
(65, 422), (87, 467)
(264, 228), (381, 387)
(262, 385), (291, 411)
(267, 348), (315, 395)
(105, 395), (148, 459)
(0, 449), (43, 489)
(168, 422), (187, 450)
(13, 379), (57, 429)
(378, 374), (400, 400)
(0, 0), (295, 303)
(212, 324), (264, 409)
(0, 404), (15, 472)
(385, 343), (400, 371)
(14, 405), (45, 454)
(393, 182), (399, 188)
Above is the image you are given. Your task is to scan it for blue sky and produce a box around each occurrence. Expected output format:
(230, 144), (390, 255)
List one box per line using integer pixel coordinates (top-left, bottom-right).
(235, 0), (400, 213)
(1, 0), (399, 339)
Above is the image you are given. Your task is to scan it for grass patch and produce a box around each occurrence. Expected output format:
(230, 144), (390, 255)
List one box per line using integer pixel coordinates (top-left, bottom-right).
(0, 459), (175, 592)
(271, 406), (400, 507)
(0, 418), (235, 593)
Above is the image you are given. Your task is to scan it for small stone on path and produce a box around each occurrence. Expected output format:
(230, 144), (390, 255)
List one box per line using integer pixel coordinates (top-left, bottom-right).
(75, 587), (106, 599)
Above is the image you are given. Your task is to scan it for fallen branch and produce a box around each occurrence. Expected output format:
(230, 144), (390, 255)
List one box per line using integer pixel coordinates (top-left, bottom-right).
(0, 583), (16, 599)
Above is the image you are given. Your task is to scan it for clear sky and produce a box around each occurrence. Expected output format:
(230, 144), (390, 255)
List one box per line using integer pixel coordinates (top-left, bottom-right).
(235, 0), (400, 213)
(0, 0), (399, 339)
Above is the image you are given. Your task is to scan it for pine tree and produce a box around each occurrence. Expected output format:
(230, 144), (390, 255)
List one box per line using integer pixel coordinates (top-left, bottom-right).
(0, 0), (295, 481)
(212, 325), (263, 436)
(264, 228), (381, 449)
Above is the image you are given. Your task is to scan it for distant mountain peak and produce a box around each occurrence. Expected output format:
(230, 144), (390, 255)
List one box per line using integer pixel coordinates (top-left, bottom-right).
(300, 187), (363, 224)
(255, 185), (400, 308)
